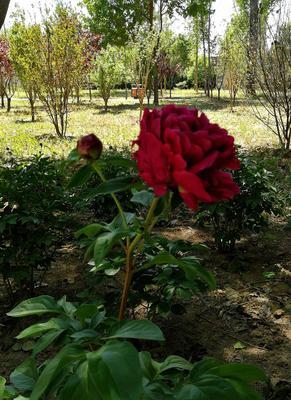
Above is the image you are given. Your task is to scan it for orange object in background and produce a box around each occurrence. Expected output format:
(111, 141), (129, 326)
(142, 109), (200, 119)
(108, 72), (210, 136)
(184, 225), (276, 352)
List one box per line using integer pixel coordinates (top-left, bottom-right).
(131, 85), (145, 99)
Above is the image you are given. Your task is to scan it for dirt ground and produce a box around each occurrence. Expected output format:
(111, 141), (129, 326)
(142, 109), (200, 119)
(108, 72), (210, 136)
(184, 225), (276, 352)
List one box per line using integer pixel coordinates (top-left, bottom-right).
(0, 217), (290, 399)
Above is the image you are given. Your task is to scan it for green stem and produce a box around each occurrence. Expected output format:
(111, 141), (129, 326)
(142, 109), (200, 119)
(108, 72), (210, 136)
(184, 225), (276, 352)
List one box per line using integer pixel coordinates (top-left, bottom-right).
(92, 162), (128, 231)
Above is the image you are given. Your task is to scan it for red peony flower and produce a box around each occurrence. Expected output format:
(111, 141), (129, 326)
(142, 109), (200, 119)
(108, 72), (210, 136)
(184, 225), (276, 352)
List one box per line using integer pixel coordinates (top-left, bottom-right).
(77, 134), (103, 160)
(133, 105), (240, 210)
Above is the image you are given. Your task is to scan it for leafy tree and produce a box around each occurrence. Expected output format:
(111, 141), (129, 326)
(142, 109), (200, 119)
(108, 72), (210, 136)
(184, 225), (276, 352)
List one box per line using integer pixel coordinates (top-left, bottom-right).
(10, 20), (41, 122)
(92, 45), (123, 111)
(33, 5), (86, 138)
(0, 37), (16, 112)
(219, 14), (247, 110)
(82, 0), (148, 46)
(235, 0), (279, 93)
(128, 30), (159, 118)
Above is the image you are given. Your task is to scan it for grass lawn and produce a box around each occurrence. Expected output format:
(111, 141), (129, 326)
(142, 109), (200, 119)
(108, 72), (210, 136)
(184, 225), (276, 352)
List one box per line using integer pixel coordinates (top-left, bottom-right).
(0, 88), (278, 160)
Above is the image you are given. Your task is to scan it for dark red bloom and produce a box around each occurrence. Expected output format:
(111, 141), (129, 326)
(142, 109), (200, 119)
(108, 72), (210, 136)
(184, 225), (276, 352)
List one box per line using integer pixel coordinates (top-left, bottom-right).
(77, 134), (103, 160)
(133, 105), (240, 210)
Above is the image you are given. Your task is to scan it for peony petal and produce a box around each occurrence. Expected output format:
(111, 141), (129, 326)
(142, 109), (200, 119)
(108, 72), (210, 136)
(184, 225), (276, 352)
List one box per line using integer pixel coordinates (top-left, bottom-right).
(174, 171), (212, 202)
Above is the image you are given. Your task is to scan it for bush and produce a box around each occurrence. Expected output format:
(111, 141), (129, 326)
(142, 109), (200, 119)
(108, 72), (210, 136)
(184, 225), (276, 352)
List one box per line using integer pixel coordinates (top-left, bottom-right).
(196, 152), (282, 252)
(0, 295), (267, 399)
(0, 155), (73, 302)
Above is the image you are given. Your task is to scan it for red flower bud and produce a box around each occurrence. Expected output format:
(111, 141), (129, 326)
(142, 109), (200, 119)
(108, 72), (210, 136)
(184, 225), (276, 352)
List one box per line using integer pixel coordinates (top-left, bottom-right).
(77, 134), (103, 160)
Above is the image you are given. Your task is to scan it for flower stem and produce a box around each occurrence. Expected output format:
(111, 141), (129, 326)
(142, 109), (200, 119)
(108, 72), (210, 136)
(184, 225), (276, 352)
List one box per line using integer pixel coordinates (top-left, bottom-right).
(118, 197), (160, 320)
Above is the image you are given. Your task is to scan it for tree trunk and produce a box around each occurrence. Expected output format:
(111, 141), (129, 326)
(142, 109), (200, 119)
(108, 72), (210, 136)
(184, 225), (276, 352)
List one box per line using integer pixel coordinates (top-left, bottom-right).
(153, 64), (159, 107)
(207, 4), (212, 98)
(194, 16), (199, 94)
(201, 17), (207, 96)
(29, 99), (35, 122)
(170, 75), (173, 98)
(247, 0), (259, 95)
(0, 0), (10, 30)
(125, 84), (128, 100)
(1, 95), (4, 108)
(6, 97), (11, 112)
(218, 87), (221, 100)
(104, 98), (108, 112)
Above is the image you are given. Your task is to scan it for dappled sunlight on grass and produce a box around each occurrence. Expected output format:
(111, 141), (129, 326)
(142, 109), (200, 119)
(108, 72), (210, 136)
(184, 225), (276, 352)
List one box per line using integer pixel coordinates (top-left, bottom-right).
(0, 89), (278, 159)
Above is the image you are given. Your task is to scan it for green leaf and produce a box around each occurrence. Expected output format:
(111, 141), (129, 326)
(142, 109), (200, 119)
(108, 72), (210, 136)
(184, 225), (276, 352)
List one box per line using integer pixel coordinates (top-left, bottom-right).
(158, 356), (192, 374)
(67, 164), (93, 189)
(75, 304), (102, 324)
(105, 320), (165, 341)
(7, 296), (60, 318)
(85, 176), (134, 198)
(32, 329), (66, 356)
(208, 363), (267, 382)
(94, 229), (128, 266)
(16, 318), (68, 339)
(233, 341), (246, 350)
(70, 329), (98, 341)
(75, 223), (105, 239)
(180, 258), (216, 290)
(87, 341), (142, 400)
(131, 190), (154, 207)
(0, 376), (6, 398)
(175, 380), (236, 400)
(103, 157), (136, 169)
(67, 149), (80, 162)
(10, 358), (38, 392)
(59, 362), (100, 400)
(30, 345), (85, 400)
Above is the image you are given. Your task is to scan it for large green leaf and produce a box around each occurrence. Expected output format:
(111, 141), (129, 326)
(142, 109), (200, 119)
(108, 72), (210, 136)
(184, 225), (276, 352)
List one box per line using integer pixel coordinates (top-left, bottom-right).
(32, 329), (66, 356)
(84, 176), (134, 198)
(10, 358), (38, 392)
(175, 378), (238, 400)
(158, 355), (192, 374)
(105, 320), (165, 341)
(59, 362), (101, 400)
(208, 363), (267, 383)
(16, 318), (68, 339)
(75, 223), (105, 239)
(7, 296), (60, 318)
(94, 229), (128, 266)
(67, 164), (93, 189)
(30, 345), (85, 400)
(87, 341), (143, 400)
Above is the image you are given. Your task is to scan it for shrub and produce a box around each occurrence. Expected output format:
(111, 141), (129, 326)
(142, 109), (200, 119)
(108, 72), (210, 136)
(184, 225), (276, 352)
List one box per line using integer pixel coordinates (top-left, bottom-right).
(196, 152), (282, 252)
(0, 155), (73, 302)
